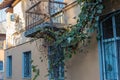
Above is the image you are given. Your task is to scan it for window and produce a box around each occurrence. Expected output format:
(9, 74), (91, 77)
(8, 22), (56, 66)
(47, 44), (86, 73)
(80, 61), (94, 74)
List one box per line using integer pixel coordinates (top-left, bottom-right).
(0, 61), (3, 71)
(10, 14), (17, 22)
(50, 0), (65, 23)
(52, 13), (63, 23)
(6, 56), (12, 77)
(48, 46), (64, 80)
(99, 11), (120, 80)
(50, 0), (64, 15)
(22, 51), (31, 78)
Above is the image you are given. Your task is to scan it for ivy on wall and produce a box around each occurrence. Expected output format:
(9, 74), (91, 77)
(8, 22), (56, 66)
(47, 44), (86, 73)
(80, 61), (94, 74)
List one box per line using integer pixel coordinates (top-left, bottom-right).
(32, 0), (104, 79)
(36, 0), (103, 60)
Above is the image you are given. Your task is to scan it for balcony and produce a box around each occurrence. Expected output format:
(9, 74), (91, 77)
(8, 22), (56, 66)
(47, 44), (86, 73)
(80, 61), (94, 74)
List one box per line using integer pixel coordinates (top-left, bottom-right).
(25, 0), (67, 37)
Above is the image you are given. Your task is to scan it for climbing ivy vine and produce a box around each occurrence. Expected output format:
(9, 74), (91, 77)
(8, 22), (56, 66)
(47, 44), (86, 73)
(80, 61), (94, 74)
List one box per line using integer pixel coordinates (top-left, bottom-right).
(38, 0), (104, 60)
(32, 0), (104, 79)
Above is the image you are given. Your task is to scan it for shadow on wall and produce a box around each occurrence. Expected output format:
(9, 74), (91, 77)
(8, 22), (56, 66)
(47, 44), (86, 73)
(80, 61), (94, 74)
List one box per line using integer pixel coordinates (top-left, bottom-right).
(65, 33), (100, 80)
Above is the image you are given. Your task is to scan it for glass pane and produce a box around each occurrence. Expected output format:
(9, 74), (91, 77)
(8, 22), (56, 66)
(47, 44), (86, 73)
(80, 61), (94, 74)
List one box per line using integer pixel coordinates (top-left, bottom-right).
(8, 56), (12, 76)
(117, 40), (120, 79)
(115, 13), (120, 37)
(103, 42), (117, 80)
(102, 17), (113, 39)
(0, 61), (3, 71)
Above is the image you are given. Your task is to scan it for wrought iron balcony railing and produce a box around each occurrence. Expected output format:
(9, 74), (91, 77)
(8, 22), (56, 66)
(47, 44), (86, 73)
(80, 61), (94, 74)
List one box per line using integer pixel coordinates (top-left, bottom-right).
(25, 0), (67, 37)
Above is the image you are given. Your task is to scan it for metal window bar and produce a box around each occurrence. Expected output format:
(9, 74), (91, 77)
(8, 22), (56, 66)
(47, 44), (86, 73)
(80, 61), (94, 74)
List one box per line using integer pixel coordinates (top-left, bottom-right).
(100, 11), (120, 80)
(48, 46), (64, 80)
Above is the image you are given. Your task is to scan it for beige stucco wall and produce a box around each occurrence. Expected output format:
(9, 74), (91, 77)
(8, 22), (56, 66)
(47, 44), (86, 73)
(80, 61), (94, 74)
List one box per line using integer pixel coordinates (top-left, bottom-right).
(64, 3), (80, 25)
(0, 50), (4, 61)
(65, 0), (76, 4)
(63, 1), (100, 79)
(6, 1), (30, 49)
(0, 48), (5, 80)
(0, 22), (6, 80)
(4, 39), (48, 80)
(4, 36), (100, 80)
(65, 33), (100, 80)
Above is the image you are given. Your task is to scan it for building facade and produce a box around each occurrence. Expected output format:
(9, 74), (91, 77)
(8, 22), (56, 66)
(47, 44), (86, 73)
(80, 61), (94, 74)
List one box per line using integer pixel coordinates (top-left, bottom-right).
(1, 0), (120, 80)
(0, 21), (6, 80)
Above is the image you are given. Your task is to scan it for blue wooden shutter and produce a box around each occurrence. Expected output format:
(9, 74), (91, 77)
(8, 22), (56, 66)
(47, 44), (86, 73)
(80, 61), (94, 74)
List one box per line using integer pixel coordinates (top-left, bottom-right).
(6, 56), (12, 77)
(6, 57), (9, 77)
(23, 51), (31, 78)
(9, 56), (12, 77)
(24, 53), (27, 77)
(0, 61), (3, 71)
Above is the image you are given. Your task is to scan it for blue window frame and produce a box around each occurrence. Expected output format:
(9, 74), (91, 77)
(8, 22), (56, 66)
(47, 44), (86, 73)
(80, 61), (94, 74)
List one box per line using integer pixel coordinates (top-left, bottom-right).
(6, 56), (12, 77)
(0, 61), (3, 71)
(48, 46), (64, 80)
(22, 51), (31, 78)
(99, 11), (120, 80)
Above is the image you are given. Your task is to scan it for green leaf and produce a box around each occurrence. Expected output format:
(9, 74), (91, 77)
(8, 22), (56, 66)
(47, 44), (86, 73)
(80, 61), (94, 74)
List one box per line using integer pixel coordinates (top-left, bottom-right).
(95, 16), (99, 21)
(94, 23), (99, 28)
(97, 10), (102, 14)
(97, 4), (104, 10)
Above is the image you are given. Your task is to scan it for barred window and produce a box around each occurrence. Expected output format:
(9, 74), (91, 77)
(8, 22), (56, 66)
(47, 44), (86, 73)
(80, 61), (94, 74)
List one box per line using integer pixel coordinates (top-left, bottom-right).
(48, 46), (64, 80)
(100, 11), (120, 80)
